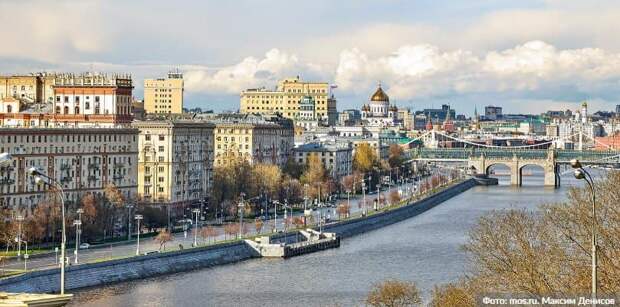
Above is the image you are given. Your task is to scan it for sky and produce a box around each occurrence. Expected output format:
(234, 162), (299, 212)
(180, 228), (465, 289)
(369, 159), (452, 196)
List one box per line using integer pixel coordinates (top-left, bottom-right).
(1, 0), (620, 115)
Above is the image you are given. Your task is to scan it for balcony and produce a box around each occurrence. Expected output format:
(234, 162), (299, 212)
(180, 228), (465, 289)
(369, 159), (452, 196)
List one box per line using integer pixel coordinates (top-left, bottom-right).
(0, 178), (15, 185)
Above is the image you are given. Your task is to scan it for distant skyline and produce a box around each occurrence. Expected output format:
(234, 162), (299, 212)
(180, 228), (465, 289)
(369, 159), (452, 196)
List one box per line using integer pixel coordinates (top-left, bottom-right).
(1, 0), (620, 115)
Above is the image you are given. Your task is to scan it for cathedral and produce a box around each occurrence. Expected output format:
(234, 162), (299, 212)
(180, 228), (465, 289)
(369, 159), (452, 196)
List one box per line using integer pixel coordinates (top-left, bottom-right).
(361, 84), (400, 127)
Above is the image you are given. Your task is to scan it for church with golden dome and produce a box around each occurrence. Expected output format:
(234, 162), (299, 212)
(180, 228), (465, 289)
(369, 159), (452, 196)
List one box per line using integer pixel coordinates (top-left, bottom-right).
(361, 83), (400, 127)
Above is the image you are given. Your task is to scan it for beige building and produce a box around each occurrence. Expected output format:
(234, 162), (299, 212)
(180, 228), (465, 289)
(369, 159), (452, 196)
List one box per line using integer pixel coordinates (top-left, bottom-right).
(0, 73), (55, 104)
(213, 114), (294, 167)
(240, 76), (338, 126)
(144, 71), (184, 114)
(0, 127), (139, 211)
(132, 120), (214, 207)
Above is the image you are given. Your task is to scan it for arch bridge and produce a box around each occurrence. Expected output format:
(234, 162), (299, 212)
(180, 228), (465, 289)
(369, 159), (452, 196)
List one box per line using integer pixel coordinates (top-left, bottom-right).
(403, 131), (620, 187)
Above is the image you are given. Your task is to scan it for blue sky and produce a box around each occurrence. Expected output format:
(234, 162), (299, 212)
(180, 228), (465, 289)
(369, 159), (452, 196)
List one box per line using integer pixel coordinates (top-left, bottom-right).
(1, 0), (620, 115)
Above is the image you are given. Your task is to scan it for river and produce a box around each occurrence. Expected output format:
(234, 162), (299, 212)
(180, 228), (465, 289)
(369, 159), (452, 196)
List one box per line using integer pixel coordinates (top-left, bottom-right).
(68, 166), (594, 306)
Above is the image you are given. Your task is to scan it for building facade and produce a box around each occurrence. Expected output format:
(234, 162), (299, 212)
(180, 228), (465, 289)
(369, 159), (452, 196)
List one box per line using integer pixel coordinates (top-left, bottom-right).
(293, 141), (353, 179)
(361, 85), (400, 127)
(52, 73), (134, 127)
(240, 76), (337, 125)
(0, 127), (138, 211)
(132, 120), (214, 206)
(143, 71), (184, 114)
(213, 114), (294, 167)
(0, 73), (55, 104)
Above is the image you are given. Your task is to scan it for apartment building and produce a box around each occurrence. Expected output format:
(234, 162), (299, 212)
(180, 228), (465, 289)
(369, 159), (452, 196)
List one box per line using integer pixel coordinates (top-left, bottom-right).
(132, 120), (214, 206)
(293, 141), (353, 179)
(143, 71), (184, 114)
(213, 114), (294, 167)
(240, 76), (338, 125)
(0, 127), (139, 211)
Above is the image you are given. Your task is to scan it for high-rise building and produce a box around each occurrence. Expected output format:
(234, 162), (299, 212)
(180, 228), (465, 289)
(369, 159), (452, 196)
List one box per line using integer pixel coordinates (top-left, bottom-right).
(616, 104), (620, 114)
(144, 71), (184, 114)
(0, 127), (139, 210)
(240, 76), (337, 125)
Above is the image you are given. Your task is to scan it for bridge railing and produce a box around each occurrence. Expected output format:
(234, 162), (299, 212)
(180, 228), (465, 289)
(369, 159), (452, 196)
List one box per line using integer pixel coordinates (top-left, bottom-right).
(407, 148), (620, 162)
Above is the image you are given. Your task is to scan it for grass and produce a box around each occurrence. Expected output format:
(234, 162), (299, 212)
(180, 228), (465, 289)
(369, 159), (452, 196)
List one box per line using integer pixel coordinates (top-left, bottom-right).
(0, 248), (54, 258)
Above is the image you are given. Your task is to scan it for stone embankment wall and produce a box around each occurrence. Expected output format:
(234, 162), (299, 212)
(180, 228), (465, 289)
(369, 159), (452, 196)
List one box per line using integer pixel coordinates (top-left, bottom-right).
(0, 241), (259, 293)
(0, 179), (476, 293)
(323, 179), (477, 237)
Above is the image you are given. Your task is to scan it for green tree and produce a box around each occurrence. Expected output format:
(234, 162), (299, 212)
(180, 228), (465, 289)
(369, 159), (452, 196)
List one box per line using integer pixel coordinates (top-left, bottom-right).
(388, 144), (404, 168)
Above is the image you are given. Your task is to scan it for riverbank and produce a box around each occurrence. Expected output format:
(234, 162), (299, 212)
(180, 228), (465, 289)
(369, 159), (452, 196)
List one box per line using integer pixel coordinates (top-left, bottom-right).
(0, 179), (477, 294)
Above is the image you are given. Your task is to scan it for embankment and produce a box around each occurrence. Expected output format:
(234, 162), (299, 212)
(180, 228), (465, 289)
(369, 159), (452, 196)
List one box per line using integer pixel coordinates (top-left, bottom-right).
(0, 179), (476, 293)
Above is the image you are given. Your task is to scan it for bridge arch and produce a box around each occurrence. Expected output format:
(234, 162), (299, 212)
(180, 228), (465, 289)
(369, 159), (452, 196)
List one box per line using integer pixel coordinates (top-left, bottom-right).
(518, 164), (545, 186)
(485, 163), (512, 177)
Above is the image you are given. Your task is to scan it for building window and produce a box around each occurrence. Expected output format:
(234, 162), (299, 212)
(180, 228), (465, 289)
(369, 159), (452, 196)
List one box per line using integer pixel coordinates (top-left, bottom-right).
(159, 135), (165, 141)
(63, 106), (69, 114)
(85, 102), (90, 110)
(145, 135), (151, 141)
(95, 96), (100, 103)
(158, 146), (164, 152)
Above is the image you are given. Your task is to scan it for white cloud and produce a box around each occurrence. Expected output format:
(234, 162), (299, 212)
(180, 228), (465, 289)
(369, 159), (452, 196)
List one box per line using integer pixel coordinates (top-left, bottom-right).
(183, 49), (328, 94)
(333, 41), (620, 104)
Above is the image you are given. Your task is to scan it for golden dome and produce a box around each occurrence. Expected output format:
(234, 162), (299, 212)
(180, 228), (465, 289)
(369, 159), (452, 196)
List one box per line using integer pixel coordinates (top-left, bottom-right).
(370, 85), (389, 102)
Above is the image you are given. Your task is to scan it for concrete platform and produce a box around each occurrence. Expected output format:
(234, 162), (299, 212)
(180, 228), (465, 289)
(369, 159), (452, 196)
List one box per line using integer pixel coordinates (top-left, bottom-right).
(0, 292), (72, 307)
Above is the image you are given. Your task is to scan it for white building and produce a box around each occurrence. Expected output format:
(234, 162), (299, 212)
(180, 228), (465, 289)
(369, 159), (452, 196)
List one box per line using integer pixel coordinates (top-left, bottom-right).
(293, 141), (353, 179)
(361, 84), (399, 127)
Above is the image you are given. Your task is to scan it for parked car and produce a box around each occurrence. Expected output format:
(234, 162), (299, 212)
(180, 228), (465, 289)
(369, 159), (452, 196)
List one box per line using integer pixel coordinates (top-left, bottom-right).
(79, 243), (90, 249)
(143, 251), (160, 256)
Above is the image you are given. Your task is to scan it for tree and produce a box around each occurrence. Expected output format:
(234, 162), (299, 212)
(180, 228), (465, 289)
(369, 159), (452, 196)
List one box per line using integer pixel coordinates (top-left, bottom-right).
(200, 226), (218, 244)
(354, 142), (378, 173)
(254, 218), (264, 234)
(154, 230), (173, 251)
(388, 190), (400, 205)
(300, 154), (328, 200)
(388, 144), (404, 168)
(336, 203), (351, 219)
(366, 279), (421, 307)
(283, 156), (305, 179)
(429, 282), (476, 307)
(223, 223), (239, 239)
(456, 171), (620, 297)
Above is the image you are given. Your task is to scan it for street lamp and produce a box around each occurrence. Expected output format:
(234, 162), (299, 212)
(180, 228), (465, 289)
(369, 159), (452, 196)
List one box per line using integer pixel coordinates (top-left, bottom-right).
(238, 193), (245, 239)
(16, 215), (24, 257)
(28, 166), (67, 295)
(570, 159), (597, 301)
(192, 208), (200, 247)
(134, 214), (143, 256)
(72, 220), (81, 264)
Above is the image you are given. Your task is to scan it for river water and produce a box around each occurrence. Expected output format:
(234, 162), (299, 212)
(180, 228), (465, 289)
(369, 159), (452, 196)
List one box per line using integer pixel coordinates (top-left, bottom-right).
(69, 167), (593, 307)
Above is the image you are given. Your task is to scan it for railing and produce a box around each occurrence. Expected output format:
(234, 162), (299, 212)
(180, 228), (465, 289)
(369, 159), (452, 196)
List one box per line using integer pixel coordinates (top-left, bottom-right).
(409, 148), (620, 162)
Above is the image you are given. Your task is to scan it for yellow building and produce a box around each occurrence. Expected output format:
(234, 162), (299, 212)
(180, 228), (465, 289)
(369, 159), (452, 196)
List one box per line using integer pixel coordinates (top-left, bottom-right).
(132, 120), (214, 206)
(0, 73), (55, 104)
(240, 76), (338, 126)
(213, 114), (294, 167)
(144, 71), (184, 114)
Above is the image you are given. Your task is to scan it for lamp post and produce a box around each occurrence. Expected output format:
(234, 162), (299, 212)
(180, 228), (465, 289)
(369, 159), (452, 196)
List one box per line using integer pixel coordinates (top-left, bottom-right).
(16, 215), (23, 257)
(238, 193), (245, 239)
(134, 214), (143, 256)
(126, 204), (133, 241)
(361, 179), (367, 217)
(345, 189), (351, 213)
(192, 208), (200, 247)
(73, 220), (81, 264)
(570, 159), (597, 302)
(28, 167), (67, 295)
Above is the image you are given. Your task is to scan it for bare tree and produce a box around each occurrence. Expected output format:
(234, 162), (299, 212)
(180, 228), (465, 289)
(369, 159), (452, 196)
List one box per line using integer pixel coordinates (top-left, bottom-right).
(366, 279), (421, 307)
(154, 230), (173, 251)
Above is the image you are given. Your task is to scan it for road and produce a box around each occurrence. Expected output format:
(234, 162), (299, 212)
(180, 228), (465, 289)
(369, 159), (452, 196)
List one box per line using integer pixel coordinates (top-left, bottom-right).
(2, 178), (425, 272)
